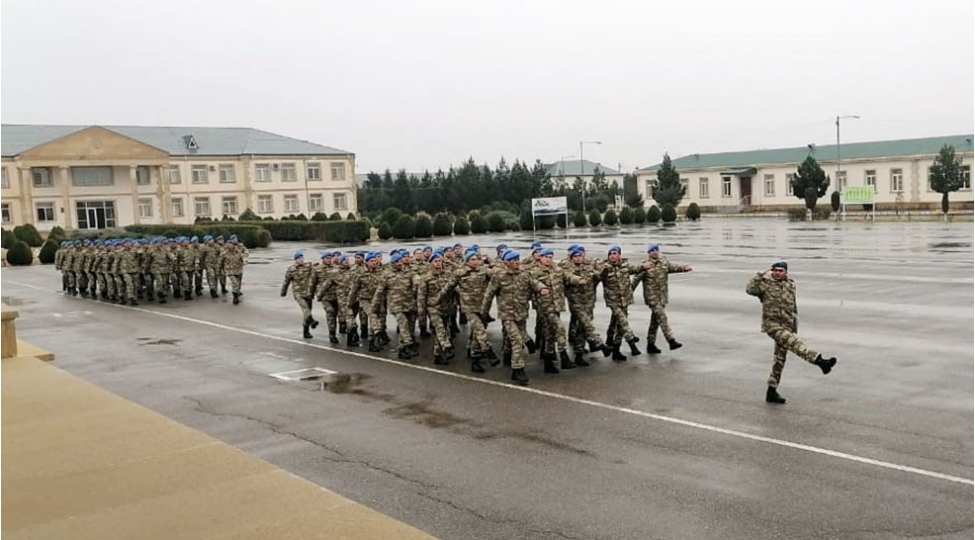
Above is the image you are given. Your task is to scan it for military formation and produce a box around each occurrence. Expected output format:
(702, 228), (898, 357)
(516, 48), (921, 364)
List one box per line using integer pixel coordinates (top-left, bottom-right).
(278, 241), (749, 388)
(54, 235), (248, 305)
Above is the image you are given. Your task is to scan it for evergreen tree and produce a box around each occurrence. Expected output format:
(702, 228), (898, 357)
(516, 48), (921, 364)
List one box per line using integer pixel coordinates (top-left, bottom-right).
(652, 154), (686, 207)
(790, 156), (831, 205)
(929, 144), (966, 216)
(623, 173), (644, 208)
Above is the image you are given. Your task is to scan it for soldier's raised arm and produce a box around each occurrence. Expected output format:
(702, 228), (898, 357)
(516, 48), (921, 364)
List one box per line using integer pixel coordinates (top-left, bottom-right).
(745, 270), (768, 298)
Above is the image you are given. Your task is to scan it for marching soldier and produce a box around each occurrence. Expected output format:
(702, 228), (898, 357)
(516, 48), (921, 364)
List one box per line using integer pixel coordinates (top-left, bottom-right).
(281, 251), (318, 338)
(416, 250), (454, 364)
(632, 244), (691, 353)
(219, 238), (247, 304)
(600, 246), (645, 361)
(372, 250), (419, 359)
(438, 249), (498, 372)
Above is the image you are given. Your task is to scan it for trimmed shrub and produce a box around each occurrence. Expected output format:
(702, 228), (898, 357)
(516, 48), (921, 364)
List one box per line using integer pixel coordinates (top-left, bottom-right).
(619, 207), (634, 224)
(470, 212), (488, 234)
(588, 209), (602, 227)
(787, 208), (807, 222)
(486, 212), (507, 233)
(378, 221), (393, 240)
(594, 195), (610, 213)
(1, 228), (16, 249)
(557, 213), (567, 228)
(433, 213), (453, 236)
(604, 208), (619, 226)
(239, 208), (259, 221)
(414, 213), (434, 238)
(382, 207), (404, 227)
(48, 226), (67, 242)
(648, 205), (661, 223)
(572, 211), (588, 227)
(393, 215), (416, 240)
(346, 212), (357, 221)
(294, 213), (308, 221)
(329, 212), (343, 221)
(633, 207), (647, 224)
(661, 204), (677, 223)
(813, 207), (832, 220)
(686, 202), (701, 221)
(5, 240), (33, 266)
(830, 191), (841, 212)
(38, 239), (59, 264)
(311, 212), (328, 221)
(453, 216), (470, 235)
(14, 224), (43, 247)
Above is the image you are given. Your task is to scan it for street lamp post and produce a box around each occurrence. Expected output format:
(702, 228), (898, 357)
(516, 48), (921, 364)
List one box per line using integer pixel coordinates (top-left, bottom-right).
(558, 154), (575, 178)
(579, 140), (602, 214)
(835, 115), (860, 193)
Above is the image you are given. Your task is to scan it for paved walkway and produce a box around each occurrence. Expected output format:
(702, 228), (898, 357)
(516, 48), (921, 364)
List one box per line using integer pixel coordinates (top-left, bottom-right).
(2, 351), (437, 540)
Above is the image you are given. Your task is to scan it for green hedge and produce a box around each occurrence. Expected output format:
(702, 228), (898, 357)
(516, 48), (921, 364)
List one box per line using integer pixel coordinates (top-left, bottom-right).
(619, 207), (634, 224)
(39, 239), (59, 264)
(661, 204), (677, 223)
(237, 220), (368, 244)
(453, 216), (470, 235)
(588, 209), (602, 227)
(604, 208), (619, 226)
(1, 228), (15, 249)
(648, 205), (661, 223)
(5, 240), (33, 266)
(414, 213), (434, 238)
(633, 207), (647, 224)
(686, 203), (701, 221)
(14, 224), (43, 247)
(572, 211), (588, 227)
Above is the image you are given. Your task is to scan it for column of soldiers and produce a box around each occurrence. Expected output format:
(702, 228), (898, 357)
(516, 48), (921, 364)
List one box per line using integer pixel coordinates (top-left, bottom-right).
(283, 241), (768, 388)
(55, 235), (248, 306)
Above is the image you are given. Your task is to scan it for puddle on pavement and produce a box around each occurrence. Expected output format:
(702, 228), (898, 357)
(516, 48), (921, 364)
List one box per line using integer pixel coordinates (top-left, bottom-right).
(137, 337), (183, 346)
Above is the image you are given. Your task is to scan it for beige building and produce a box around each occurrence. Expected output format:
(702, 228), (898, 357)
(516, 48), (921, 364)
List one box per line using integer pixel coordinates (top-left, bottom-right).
(637, 135), (974, 211)
(1, 124), (356, 231)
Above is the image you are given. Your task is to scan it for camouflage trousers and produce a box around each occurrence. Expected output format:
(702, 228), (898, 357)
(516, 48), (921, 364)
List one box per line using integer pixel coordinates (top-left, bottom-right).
(539, 310), (568, 352)
(646, 302), (674, 343)
(87, 271), (99, 294)
(74, 271), (88, 292)
(293, 294), (313, 324)
(766, 326), (819, 388)
(466, 313), (491, 354)
(122, 273), (138, 301)
(114, 274), (125, 299)
(218, 270), (227, 291)
(501, 319), (530, 369)
(204, 266), (219, 292)
(99, 273), (114, 298)
(153, 272), (171, 298)
(177, 271), (194, 295)
(606, 304), (636, 346)
(393, 311), (415, 346)
(194, 270), (204, 292)
(347, 302), (369, 332)
(228, 274), (242, 294)
(567, 302), (603, 353)
(426, 310), (451, 354)
(321, 299), (339, 336)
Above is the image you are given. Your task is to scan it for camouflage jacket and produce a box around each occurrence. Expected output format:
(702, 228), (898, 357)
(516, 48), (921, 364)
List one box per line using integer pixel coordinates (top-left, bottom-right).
(632, 256), (689, 306)
(219, 246), (246, 275)
(599, 260), (642, 307)
(149, 246), (176, 273)
(118, 249), (140, 274)
(438, 265), (491, 315)
(480, 267), (545, 322)
(416, 266), (452, 315)
(531, 263), (586, 313)
(281, 262), (316, 298)
(348, 266), (383, 305)
(177, 246), (197, 272)
(199, 244), (221, 269)
(60, 249), (75, 271)
(373, 265), (417, 314)
(746, 271), (799, 333)
(564, 260), (601, 308)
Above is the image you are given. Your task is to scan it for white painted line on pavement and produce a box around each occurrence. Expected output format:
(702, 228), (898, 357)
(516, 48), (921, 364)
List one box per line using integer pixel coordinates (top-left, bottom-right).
(8, 279), (973, 487)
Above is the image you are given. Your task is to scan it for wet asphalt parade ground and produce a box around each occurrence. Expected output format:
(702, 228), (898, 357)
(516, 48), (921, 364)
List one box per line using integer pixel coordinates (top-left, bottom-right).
(3, 218), (973, 540)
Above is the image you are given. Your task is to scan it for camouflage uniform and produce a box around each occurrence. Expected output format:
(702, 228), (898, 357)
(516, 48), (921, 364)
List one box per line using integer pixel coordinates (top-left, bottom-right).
(531, 262), (586, 357)
(600, 259), (643, 347)
(632, 255), (690, 347)
(118, 244), (141, 303)
(480, 266), (546, 373)
(746, 271), (821, 388)
(440, 264), (493, 359)
(331, 262), (355, 335)
(99, 246), (117, 300)
(111, 245), (126, 303)
(565, 258), (605, 353)
(83, 246), (98, 297)
(218, 244), (246, 302)
(373, 262), (418, 353)
(416, 263), (454, 360)
(281, 260), (317, 335)
(150, 242), (176, 302)
(176, 243), (197, 300)
(200, 241), (221, 296)
(71, 245), (89, 295)
(346, 263), (383, 340)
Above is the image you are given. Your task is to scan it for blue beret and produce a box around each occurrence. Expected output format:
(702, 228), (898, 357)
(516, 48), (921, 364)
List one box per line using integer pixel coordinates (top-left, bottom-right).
(229, 234), (237, 241)
(190, 236), (199, 242)
(294, 251), (304, 260)
(453, 243), (463, 249)
(216, 235), (224, 241)
(321, 251), (332, 259)
(608, 245), (621, 255)
(502, 250), (521, 262)
(530, 242), (542, 249)
(568, 244), (581, 251)
(332, 251), (342, 257)
(463, 251), (479, 262)
(391, 252), (404, 264)
(771, 261), (788, 269)
(647, 243), (660, 252)
(569, 248), (585, 257)
(422, 245), (432, 251)
(338, 255), (348, 264)
(540, 248), (554, 257)
(429, 251), (443, 262)
(469, 244), (479, 250)
(365, 251), (381, 262)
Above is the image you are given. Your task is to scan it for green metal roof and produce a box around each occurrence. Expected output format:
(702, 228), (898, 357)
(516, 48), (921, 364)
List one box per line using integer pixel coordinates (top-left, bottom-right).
(639, 134), (974, 172)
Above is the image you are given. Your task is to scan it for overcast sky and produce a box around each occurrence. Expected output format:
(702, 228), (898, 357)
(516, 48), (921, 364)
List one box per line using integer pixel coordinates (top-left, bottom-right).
(2, 0), (973, 173)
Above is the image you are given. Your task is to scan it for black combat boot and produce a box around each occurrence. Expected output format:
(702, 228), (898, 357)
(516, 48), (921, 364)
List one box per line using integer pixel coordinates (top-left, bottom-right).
(574, 352), (590, 367)
(525, 338), (537, 354)
(339, 321), (347, 334)
(766, 386), (786, 404)
(559, 351), (576, 370)
(814, 354), (837, 375)
(232, 292), (240, 305)
(543, 353), (560, 374)
(397, 346), (413, 360)
(367, 336), (381, 352)
(502, 349), (512, 367)
(445, 346), (456, 360)
(378, 330), (391, 346)
(420, 325), (431, 338)
(328, 333), (339, 344)
(459, 312), (468, 325)
(303, 323), (313, 339)
(184, 291), (192, 301)
(647, 342), (662, 354)
(196, 288), (203, 297)
(510, 368), (529, 386)
(360, 324), (368, 339)
(611, 346), (627, 362)
(434, 353), (449, 365)
(146, 291), (154, 302)
(347, 330), (360, 347)
(471, 358), (486, 373)
(221, 283), (228, 294)
(485, 348), (500, 367)
(210, 289), (219, 298)
(128, 299), (139, 307)
(667, 338), (683, 351)
(310, 316), (319, 329)
(408, 342), (420, 354)
(158, 295), (167, 304)
(627, 338), (642, 356)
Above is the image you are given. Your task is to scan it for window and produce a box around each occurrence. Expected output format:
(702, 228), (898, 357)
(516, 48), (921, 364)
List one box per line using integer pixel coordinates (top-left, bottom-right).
(219, 164), (236, 183)
(333, 192), (348, 211)
(257, 195), (274, 214)
(307, 162), (322, 181)
(255, 164), (271, 182)
(72, 166), (113, 187)
(75, 201), (116, 229)
(221, 196), (238, 216)
(283, 194), (299, 213)
(308, 193), (324, 212)
(963, 166), (971, 190)
(281, 163), (297, 182)
(36, 202), (55, 222)
(1, 168), (8, 188)
(171, 198), (185, 217)
(138, 198), (153, 218)
(1, 203), (9, 223)
(699, 178), (710, 199)
(330, 162), (346, 181)
(763, 174), (775, 197)
(721, 176), (732, 198)
(168, 165), (182, 184)
(865, 170), (876, 193)
(645, 180), (653, 200)
(32, 167), (53, 187)
(194, 197), (211, 217)
(136, 166), (151, 185)
(836, 171), (847, 192)
(891, 168), (903, 193)
(679, 178), (689, 196)
(192, 165), (209, 184)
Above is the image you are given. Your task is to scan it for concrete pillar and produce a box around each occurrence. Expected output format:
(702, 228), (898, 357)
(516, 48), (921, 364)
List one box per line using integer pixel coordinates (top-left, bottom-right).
(157, 165), (171, 223)
(129, 165), (140, 225)
(1, 309), (19, 359)
(20, 167), (35, 225)
(59, 166), (72, 229)
(242, 156), (254, 215)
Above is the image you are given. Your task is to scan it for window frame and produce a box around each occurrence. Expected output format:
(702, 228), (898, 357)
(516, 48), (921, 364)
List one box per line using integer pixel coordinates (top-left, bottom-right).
(221, 196), (239, 216)
(218, 164), (236, 184)
(255, 164), (271, 183)
(191, 165), (210, 185)
(721, 176), (732, 198)
(281, 163), (297, 182)
(32, 167), (53, 188)
(333, 192), (348, 211)
(257, 195), (274, 214)
(138, 198), (153, 218)
(36, 202), (56, 222)
(1, 203), (10, 223)
(71, 166), (113, 187)
(962, 165), (971, 190)
(308, 193), (324, 212)
(306, 162), (322, 181)
(194, 196), (212, 217)
(1, 167), (9, 188)
(171, 198), (185, 217)
(890, 168), (904, 193)
(168, 165), (182, 184)
(699, 177), (710, 199)
(283, 194), (300, 213)
(330, 162), (346, 182)
(865, 170), (877, 193)
(763, 174), (775, 197)
(136, 166), (152, 186)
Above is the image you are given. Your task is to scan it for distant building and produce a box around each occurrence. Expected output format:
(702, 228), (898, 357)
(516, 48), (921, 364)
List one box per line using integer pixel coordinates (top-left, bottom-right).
(544, 160), (625, 189)
(637, 135), (973, 211)
(1, 124), (356, 231)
